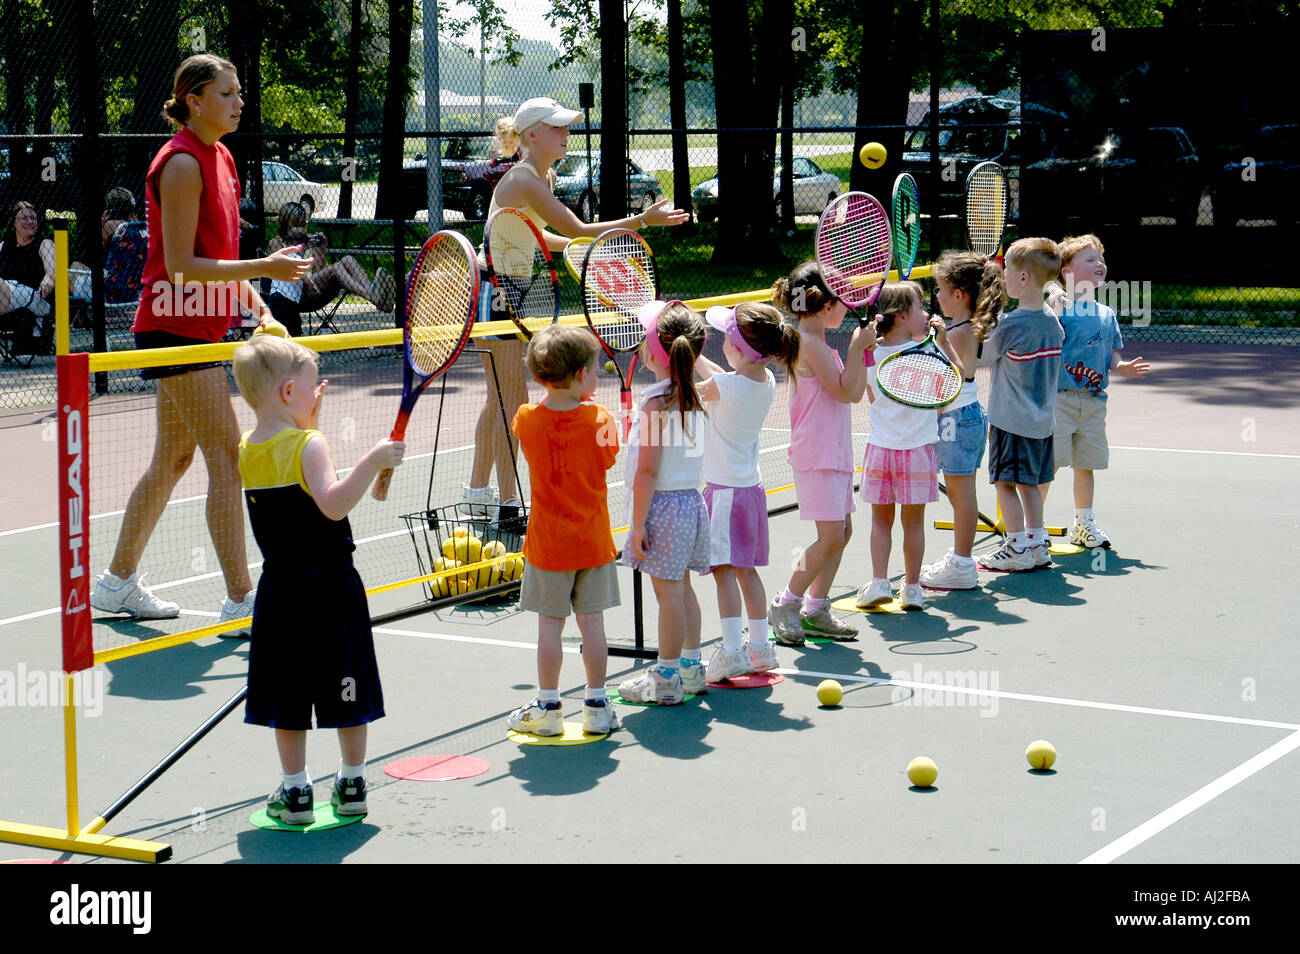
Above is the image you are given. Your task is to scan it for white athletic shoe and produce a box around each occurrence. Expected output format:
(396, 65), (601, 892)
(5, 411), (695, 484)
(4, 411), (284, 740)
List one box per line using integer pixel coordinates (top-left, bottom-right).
(680, 661), (709, 695)
(746, 640), (779, 673)
(1070, 518), (1111, 549)
(706, 645), (753, 683)
(217, 589), (256, 639)
(855, 578), (894, 608)
(977, 544), (1035, 572)
(90, 571), (179, 620)
(459, 484), (498, 517)
(898, 583), (926, 610)
(919, 549), (979, 590)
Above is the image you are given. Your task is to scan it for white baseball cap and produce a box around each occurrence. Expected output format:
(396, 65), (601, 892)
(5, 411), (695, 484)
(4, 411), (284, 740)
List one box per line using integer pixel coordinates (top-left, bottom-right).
(513, 97), (582, 131)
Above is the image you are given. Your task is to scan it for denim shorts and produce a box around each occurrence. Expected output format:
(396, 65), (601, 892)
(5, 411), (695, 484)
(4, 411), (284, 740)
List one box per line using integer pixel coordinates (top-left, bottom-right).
(933, 401), (988, 476)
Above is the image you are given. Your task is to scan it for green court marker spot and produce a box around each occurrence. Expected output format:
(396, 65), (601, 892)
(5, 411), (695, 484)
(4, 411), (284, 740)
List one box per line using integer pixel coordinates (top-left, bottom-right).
(250, 800), (366, 832)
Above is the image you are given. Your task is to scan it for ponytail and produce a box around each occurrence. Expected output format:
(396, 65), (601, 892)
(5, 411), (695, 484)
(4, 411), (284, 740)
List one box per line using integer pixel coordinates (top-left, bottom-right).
(654, 302), (707, 428)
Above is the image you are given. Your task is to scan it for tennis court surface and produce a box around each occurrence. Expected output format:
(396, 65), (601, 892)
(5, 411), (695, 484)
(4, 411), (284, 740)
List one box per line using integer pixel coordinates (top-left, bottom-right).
(1, 338), (1297, 873)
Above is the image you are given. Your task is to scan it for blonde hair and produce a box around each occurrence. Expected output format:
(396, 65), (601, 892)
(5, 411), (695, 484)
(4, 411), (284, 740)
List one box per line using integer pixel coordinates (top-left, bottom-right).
(1004, 237), (1062, 285)
(932, 249), (1007, 342)
(232, 332), (318, 410)
(872, 281), (924, 336)
(493, 117), (525, 159)
(1056, 233), (1104, 268)
(163, 54), (237, 126)
(524, 324), (598, 385)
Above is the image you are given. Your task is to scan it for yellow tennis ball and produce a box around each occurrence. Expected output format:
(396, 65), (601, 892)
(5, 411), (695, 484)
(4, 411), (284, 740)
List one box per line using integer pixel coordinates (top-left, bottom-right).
(605, 360), (616, 373)
(907, 756), (938, 788)
(859, 141), (887, 169)
(816, 679), (843, 707)
(254, 316), (289, 338)
(1026, 739), (1057, 771)
(481, 540), (507, 561)
(451, 527), (471, 539)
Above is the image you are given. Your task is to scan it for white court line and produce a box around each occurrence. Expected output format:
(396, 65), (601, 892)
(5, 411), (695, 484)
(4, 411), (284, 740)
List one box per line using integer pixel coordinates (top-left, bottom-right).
(1110, 445), (1300, 460)
(1079, 730), (1300, 865)
(373, 628), (1300, 732)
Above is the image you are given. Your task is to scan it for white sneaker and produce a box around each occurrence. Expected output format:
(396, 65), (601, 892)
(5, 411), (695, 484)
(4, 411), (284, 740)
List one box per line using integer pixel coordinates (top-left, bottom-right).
(1070, 518), (1111, 549)
(217, 590), (256, 639)
(898, 583), (926, 610)
(767, 597), (805, 647)
(508, 698), (563, 736)
(90, 571), (179, 620)
(618, 668), (683, 705)
(920, 549), (979, 590)
(459, 484), (498, 517)
(1030, 541), (1054, 569)
(706, 645), (753, 683)
(582, 699), (619, 734)
(800, 608), (858, 640)
(680, 661), (708, 695)
(746, 640), (779, 673)
(977, 544), (1035, 572)
(855, 578), (894, 608)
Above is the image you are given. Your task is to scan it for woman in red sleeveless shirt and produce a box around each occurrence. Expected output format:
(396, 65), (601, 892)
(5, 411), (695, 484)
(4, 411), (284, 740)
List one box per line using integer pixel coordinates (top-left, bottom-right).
(91, 55), (310, 628)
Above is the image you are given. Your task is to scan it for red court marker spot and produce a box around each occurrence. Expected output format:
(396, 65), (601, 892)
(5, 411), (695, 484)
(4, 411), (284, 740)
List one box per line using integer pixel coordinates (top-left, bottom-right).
(384, 754), (491, 781)
(709, 672), (785, 689)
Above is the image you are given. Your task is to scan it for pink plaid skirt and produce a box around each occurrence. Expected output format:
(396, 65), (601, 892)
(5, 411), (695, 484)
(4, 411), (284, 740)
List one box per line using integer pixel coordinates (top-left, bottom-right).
(860, 443), (939, 506)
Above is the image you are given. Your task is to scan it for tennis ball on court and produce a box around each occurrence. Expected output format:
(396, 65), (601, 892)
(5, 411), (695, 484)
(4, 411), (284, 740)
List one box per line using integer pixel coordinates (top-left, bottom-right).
(816, 679), (843, 707)
(907, 756), (938, 788)
(859, 141), (887, 169)
(1026, 739), (1057, 771)
(606, 360), (616, 373)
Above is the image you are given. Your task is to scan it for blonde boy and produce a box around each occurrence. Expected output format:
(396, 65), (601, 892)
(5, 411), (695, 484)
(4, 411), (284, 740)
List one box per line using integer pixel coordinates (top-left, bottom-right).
(977, 237), (1065, 572)
(507, 324), (622, 736)
(1042, 235), (1150, 548)
(232, 328), (404, 824)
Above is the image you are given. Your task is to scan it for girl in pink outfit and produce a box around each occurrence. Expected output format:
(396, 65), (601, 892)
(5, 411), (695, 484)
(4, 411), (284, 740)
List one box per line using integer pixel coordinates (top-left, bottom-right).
(767, 261), (875, 646)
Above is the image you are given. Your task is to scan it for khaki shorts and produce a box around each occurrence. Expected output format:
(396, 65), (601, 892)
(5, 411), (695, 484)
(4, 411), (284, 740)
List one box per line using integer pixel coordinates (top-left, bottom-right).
(518, 560), (621, 618)
(1053, 390), (1109, 470)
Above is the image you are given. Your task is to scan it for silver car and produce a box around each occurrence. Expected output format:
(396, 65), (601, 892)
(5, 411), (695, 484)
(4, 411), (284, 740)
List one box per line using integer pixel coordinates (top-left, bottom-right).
(693, 156), (843, 222)
(259, 161), (328, 215)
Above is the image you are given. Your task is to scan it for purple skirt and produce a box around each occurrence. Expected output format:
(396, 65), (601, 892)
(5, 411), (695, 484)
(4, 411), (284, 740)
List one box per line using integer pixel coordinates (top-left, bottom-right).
(703, 482), (770, 570)
(621, 489), (710, 580)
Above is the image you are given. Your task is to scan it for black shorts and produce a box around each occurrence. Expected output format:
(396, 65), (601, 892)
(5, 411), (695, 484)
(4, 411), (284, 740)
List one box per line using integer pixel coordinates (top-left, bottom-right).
(134, 329), (224, 380)
(988, 425), (1054, 486)
(268, 293), (303, 338)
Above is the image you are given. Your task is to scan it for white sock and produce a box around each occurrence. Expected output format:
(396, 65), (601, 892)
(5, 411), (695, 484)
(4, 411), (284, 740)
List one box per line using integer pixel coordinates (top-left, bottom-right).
(1076, 508), (1094, 523)
(537, 688), (561, 705)
(283, 769), (309, 789)
(720, 617), (744, 654)
(1027, 527), (1045, 546)
(681, 648), (702, 667)
(339, 761), (365, 780)
(780, 586), (801, 605)
(1009, 531), (1027, 549)
(952, 553), (975, 566)
(655, 657), (679, 676)
(585, 686), (607, 703)
(747, 618), (769, 647)
(803, 595), (829, 614)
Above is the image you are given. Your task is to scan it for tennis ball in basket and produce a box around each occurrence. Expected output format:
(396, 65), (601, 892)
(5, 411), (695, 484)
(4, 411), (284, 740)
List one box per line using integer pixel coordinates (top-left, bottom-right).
(1026, 739), (1057, 771)
(859, 142), (887, 169)
(816, 679), (843, 707)
(606, 360), (616, 373)
(499, 555), (525, 582)
(431, 558), (462, 598)
(482, 540), (508, 560)
(451, 527), (471, 539)
(476, 560), (503, 589)
(907, 756), (938, 788)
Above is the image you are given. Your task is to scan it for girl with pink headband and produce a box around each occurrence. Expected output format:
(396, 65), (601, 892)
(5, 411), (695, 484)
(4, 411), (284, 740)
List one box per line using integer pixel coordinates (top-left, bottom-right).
(768, 262), (876, 645)
(694, 302), (802, 682)
(617, 301), (712, 705)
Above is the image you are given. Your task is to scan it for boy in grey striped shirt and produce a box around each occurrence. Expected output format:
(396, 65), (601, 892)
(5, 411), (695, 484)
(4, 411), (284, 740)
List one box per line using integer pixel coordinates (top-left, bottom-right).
(977, 237), (1065, 572)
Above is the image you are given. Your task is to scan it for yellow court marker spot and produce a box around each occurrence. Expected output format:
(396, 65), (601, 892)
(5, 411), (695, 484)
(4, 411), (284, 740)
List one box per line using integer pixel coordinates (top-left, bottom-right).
(507, 722), (608, 746)
(1048, 543), (1086, 555)
(831, 596), (903, 615)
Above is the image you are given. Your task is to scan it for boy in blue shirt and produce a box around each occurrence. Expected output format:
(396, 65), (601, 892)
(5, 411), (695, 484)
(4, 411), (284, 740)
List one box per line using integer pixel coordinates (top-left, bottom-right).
(1043, 235), (1150, 549)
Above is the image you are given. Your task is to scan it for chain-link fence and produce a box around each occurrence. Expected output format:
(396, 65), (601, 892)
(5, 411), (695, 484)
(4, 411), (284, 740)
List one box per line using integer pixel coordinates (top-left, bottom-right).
(3, 1), (1298, 412)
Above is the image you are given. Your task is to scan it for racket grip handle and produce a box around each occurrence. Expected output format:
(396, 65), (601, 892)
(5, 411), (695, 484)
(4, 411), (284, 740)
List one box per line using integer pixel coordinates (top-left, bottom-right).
(371, 467), (395, 501)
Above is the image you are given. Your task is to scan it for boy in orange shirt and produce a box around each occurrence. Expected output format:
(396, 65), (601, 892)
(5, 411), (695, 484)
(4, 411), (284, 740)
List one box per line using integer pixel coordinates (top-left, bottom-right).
(507, 324), (622, 735)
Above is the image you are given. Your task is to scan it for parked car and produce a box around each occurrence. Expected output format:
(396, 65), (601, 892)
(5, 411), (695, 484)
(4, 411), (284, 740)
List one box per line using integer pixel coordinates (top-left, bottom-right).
(553, 151), (663, 223)
(1022, 126), (1201, 228)
(1213, 124), (1299, 228)
(259, 161), (327, 215)
(900, 95), (1065, 220)
(692, 156), (843, 222)
(401, 136), (519, 221)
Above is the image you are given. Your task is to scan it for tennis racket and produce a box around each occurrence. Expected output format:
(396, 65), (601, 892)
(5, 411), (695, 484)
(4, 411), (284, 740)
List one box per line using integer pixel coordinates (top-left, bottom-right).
(965, 161), (1008, 262)
(891, 173), (921, 280)
(580, 228), (657, 440)
(875, 330), (962, 409)
(561, 235), (593, 283)
(484, 207), (559, 339)
(814, 191), (893, 322)
(371, 231), (479, 500)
